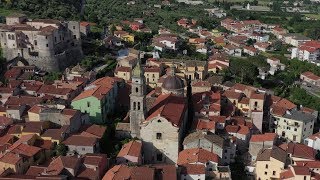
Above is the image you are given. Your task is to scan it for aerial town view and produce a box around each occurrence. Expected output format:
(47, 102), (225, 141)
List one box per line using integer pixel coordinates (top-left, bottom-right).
(0, 0), (319, 179)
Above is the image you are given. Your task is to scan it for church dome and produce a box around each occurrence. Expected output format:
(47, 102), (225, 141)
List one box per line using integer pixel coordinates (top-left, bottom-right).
(162, 75), (184, 90)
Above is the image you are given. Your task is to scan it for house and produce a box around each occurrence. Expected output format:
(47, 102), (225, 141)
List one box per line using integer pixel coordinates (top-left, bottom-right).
(41, 128), (68, 144)
(249, 33), (269, 42)
(191, 81), (212, 93)
(249, 133), (278, 161)
(283, 33), (312, 47)
(208, 52), (229, 73)
(79, 124), (107, 139)
(280, 165), (312, 180)
(114, 66), (131, 81)
(178, 148), (219, 175)
(71, 77), (123, 123)
(193, 91), (221, 117)
(0, 116), (13, 134)
(267, 57), (285, 75)
(152, 35), (178, 51)
(144, 66), (162, 88)
(177, 18), (196, 28)
(225, 124), (250, 153)
(300, 71), (320, 87)
(183, 131), (236, 165)
(114, 30), (135, 42)
(223, 44), (242, 57)
(28, 105), (82, 133)
(180, 164), (206, 180)
(63, 135), (99, 155)
(255, 146), (287, 180)
(243, 46), (258, 56)
(116, 140), (142, 165)
(44, 155), (82, 176)
(272, 27), (288, 39)
(279, 142), (316, 161)
(79, 154), (108, 180)
(254, 42), (271, 52)
(291, 41), (320, 63)
(272, 108), (316, 143)
(103, 164), (177, 180)
(80, 21), (91, 36)
(305, 132), (320, 150)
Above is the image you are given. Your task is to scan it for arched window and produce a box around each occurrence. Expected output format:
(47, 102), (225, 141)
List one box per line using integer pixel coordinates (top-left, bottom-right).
(133, 102), (136, 110)
(135, 87), (139, 93)
(138, 102), (141, 110)
(7, 34), (11, 40)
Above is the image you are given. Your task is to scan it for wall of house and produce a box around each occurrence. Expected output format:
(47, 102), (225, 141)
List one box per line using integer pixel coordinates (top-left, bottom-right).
(255, 157), (284, 180)
(67, 143), (99, 155)
(181, 173), (206, 180)
(71, 97), (103, 124)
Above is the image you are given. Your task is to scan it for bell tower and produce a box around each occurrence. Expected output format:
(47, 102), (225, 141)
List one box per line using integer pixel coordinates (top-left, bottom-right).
(130, 58), (147, 138)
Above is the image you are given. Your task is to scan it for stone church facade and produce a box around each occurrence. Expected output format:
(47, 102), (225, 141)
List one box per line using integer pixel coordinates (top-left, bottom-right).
(129, 63), (189, 164)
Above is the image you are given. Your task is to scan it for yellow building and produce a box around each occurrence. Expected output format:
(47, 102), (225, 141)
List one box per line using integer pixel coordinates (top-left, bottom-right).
(256, 146), (287, 180)
(114, 66), (131, 81)
(122, 34), (135, 43)
(212, 29), (222, 37)
(144, 66), (161, 88)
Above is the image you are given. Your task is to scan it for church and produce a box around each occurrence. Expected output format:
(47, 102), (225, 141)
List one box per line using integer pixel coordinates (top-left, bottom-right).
(129, 60), (189, 164)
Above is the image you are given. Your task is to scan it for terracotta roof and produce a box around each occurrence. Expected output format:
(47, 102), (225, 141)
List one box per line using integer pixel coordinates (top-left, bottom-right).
(274, 98), (297, 110)
(250, 93), (265, 100)
(0, 152), (22, 164)
(178, 148), (219, 165)
(210, 116), (226, 123)
(117, 140), (142, 158)
(0, 116), (13, 127)
(77, 167), (99, 180)
(37, 85), (72, 96)
(41, 129), (64, 141)
(237, 125), (250, 135)
(225, 125), (239, 133)
(301, 71), (320, 81)
(80, 21), (91, 27)
(146, 94), (186, 127)
(279, 142), (316, 160)
(46, 156), (80, 175)
(5, 96), (44, 107)
(26, 166), (46, 176)
(180, 164), (205, 175)
(296, 160), (320, 168)
(115, 66), (131, 73)
(292, 166), (311, 175)
(256, 146), (287, 163)
(244, 46), (257, 53)
(73, 77), (121, 101)
(103, 165), (155, 180)
(195, 119), (216, 131)
(307, 132), (320, 140)
(83, 153), (107, 166)
(9, 143), (42, 157)
(0, 134), (15, 145)
(239, 97), (250, 104)
(151, 164), (177, 180)
(280, 169), (294, 179)
(80, 124), (107, 139)
(223, 90), (242, 100)
(63, 135), (97, 146)
(250, 133), (277, 142)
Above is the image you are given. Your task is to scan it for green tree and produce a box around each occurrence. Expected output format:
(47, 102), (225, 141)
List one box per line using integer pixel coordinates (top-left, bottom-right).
(54, 143), (67, 156)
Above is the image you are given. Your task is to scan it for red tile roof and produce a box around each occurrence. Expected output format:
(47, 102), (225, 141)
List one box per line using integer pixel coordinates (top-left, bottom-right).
(80, 124), (107, 139)
(292, 166), (311, 175)
(195, 119), (216, 131)
(210, 116), (226, 123)
(73, 77), (121, 101)
(301, 71), (320, 81)
(274, 98), (297, 110)
(0, 152), (22, 165)
(250, 133), (277, 142)
(146, 94), (186, 127)
(178, 148), (219, 165)
(296, 160), (320, 168)
(223, 90), (242, 100)
(26, 166), (46, 176)
(9, 143), (42, 157)
(63, 135), (97, 147)
(46, 156), (80, 175)
(103, 165), (155, 180)
(280, 169), (294, 179)
(180, 164), (205, 175)
(279, 142), (316, 160)
(117, 140), (142, 158)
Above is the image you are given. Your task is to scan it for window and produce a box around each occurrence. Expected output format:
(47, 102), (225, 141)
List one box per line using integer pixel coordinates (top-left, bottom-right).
(82, 148), (85, 151)
(136, 87), (138, 93)
(55, 37), (57, 42)
(273, 171), (276, 175)
(304, 128), (306, 131)
(304, 176), (307, 180)
(295, 122), (299, 126)
(294, 128), (297, 131)
(137, 102), (141, 110)
(46, 44), (48, 47)
(254, 101), (258, 106)
(265, 164), (268, 169)
(73, 26), (76, 29)
(34, 40), (37, 46)
(157, 120), (161, 123)
(133, 102), (136, 110)
(264, 172), (267, 175)
(7, 34), (10, 39)
(87, 102), (90, 107)
(311, 125), (313, 128)
(156, 133), (162, 140)
(156, 153), (162, 161)
(45, 36), (47, 39)
(73, 35), (76, 39)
